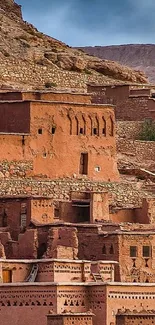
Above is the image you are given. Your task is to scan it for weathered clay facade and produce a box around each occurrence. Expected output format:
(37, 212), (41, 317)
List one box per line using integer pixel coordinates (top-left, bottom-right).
(0, 89), (155, 325)
(88, 84), (155, 120)
(0, 91), (119, 181)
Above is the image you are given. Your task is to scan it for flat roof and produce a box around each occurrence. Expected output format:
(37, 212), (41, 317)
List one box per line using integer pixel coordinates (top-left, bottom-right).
(0, 90), (90, 96)
(47, 313), (94, 317)
(0, 258), (118, 264)
(99, 230), (155, 235)
(0, 100), (114, 108)
(87, 83), (154, 87)
(1, 281), (155, 287)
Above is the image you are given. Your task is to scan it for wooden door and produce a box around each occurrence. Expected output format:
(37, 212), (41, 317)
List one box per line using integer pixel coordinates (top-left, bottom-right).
(3, 270), (12, 283)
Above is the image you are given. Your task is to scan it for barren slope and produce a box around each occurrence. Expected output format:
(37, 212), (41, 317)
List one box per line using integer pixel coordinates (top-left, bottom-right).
(0, 1), (148, 90)
(78, 44), (155, 84)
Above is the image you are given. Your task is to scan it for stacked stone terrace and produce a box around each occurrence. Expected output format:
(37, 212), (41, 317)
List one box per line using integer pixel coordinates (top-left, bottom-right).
(0, 89), (155, 325)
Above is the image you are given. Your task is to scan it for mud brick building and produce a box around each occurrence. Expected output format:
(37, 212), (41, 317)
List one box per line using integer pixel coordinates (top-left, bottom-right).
(0, 89), (155, 325)
(87, 83), (155, 120)
(0, 90), (118, 181)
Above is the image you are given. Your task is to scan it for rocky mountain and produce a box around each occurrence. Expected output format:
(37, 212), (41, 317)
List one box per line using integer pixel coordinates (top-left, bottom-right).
(0, 0), (148, 90)
(77, 44), (155, 84)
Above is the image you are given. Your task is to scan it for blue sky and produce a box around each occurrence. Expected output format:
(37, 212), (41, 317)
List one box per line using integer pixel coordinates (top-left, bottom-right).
(16, 0), (155, 46)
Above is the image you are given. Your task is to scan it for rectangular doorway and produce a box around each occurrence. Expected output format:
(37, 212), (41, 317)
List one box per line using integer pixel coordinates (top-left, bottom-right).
(79, 153), (88, 175)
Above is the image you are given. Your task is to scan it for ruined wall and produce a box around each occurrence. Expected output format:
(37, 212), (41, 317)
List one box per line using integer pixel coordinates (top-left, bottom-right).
(45, 227), (78, 260)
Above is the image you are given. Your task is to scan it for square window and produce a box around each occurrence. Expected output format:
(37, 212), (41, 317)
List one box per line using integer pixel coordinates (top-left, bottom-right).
(143, 246), (151, 257)
(130, 246), (137, 257)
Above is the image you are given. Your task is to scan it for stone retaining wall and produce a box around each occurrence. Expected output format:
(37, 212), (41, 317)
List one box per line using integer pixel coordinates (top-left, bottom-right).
(0, 178), (148, 208)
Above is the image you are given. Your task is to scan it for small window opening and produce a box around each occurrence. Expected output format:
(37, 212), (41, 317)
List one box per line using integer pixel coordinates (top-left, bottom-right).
(93, 128), (97, 135)
(52, 127), (56, 134)
(102, 244), (106, 254)
(110, 244), (114, 255)
(143, 246), (151, 257)
(38, 128), (42, 134)
(130, 246), (137, 257)
(79, 153), (88, 175)
(102, 128), (106, 135)
(43, 153), (47, 158)
(80, 127), (84, 134)
(145, 258), (149, 267)
(145, 278), (149, 283)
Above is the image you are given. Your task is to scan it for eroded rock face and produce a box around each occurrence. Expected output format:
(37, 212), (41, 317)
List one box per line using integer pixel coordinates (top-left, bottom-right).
(0, 0), (22, 20)
(78, 44), (155, 83)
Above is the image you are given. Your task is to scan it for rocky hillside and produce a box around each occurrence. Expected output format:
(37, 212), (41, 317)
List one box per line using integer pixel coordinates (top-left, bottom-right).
(78, 44), (155, 84)
(0, 0), (148, 90)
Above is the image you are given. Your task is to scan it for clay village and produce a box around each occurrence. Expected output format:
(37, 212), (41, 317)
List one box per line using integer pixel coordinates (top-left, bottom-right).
(1, 1), (155, 325)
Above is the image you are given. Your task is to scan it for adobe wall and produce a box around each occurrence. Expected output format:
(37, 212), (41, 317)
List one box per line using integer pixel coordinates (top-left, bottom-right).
(0, 91), (91, 104)
(118, 233), (155, 282)
(77, 229), (119, 265)
(0, 284), (57, 325)
(0, 100), (119, 181)
(116, 314), (155, 325)
(29, 101), (118, 181)
(88, 84), (155, 120)
(47, 314), (93, 325)
(0, 101), (30, 133)
(31, 198), (54, 224)
(107, 284), (155, 325)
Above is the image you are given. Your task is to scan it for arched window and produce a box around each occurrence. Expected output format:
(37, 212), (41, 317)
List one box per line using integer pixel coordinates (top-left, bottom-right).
(109, 116), (114, 136)
(93, 115), (99, 136)
(102, 117), (106, 136)
(109, 244), (114, 254)
(102, 244), (106, 254)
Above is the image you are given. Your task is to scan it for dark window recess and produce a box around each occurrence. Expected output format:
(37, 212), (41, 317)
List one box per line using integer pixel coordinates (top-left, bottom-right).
(130, 246), (137, 257)
(52, 127), (56, 134)
(80, 128), (84, 134)
(93, 128), (98, 135)
(102, 128), (106, 135)
(143, 246), (151, 257)
(109, 244), (114, 254)
(102, 244), (106, 254)
(79, 153), (88, 175)
(38, 128), (42, 134)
